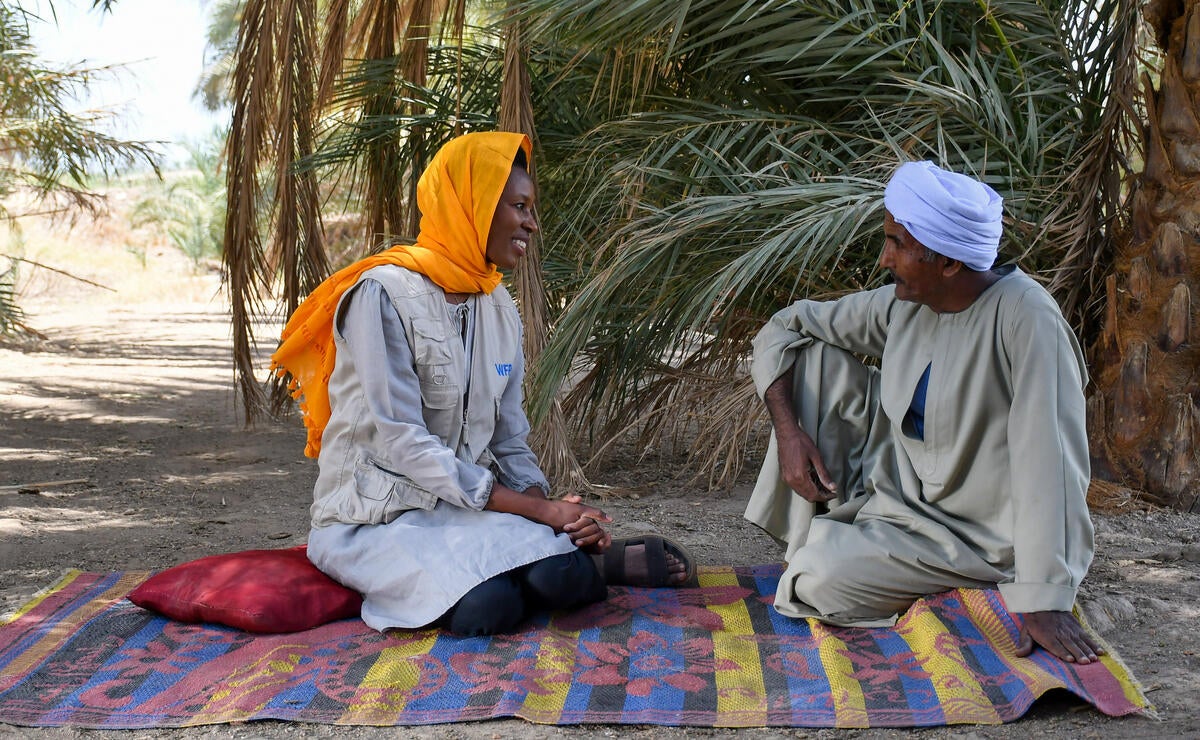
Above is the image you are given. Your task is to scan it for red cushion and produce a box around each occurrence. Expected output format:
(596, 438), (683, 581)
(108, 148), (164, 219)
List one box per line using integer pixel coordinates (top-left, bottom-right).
(127, 545), (362, 633)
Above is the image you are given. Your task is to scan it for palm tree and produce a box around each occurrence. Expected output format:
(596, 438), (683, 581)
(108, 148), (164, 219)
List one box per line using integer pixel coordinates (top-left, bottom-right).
(130, 131), (228, 270)
(1087, 0), (1200, 513)
(220, 0), (599, 482)
(195, 0), (241, 112)
(0, 0), (158, 337)
(227, 0), (1175, 504)
(517, 0), (1139, 487)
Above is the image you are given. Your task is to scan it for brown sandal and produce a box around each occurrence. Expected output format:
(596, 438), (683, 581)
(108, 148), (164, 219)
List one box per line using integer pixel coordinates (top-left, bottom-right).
(597, 535), (698, 588)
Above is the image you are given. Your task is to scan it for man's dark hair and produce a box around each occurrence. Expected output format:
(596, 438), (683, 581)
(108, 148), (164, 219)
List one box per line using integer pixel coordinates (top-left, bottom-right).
(513, 148), (528, 171)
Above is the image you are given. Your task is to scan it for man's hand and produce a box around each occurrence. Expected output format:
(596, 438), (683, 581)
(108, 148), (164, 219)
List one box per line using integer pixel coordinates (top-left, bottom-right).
(776, 430), (837, 503)
(539, 499), (609, 533)
(485, 484), (611, 547)
(764, 375), (836, 503)
(1015, 610), (1105, 664)
(560, 494), (613, 553)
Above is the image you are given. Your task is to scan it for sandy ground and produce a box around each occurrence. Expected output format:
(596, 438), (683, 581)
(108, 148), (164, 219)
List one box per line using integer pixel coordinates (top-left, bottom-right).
(1, 285), (1199, 739)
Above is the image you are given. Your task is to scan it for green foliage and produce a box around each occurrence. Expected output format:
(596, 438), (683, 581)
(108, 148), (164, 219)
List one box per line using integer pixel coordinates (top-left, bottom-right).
(0, 0), (160, 336)
(0, 3), (157, 209)
(510, 0), (1139, 438)
(302, 35), (505, 241)
(229, 0), (1140, 482)
(0, 255), (22, 335)
(195, 0), (240, 112)
(131, 130), (228, 270)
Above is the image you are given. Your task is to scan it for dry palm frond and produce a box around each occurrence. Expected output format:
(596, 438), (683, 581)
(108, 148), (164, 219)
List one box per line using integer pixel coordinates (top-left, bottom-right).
(1086, 478), (1154, 513)
(316, 0), (352, 108)
(341, 0), (450, 244)
(349, 0), (404, 62)
(500, 8), (591, 494)
(224, 0), (328, 421)
(1037, 0), (1143, 347)
(224, 0), (275, 420)
(564, 315), (763, 488)
(561, 364), (765, 491)
(269, 0), (327, 341)
(498, 17), (535, 155)
(674, 375), (765, 491)
(446, 0), (467, 129)
(395, 0), (438, 238)
(354, 0), (406, 243)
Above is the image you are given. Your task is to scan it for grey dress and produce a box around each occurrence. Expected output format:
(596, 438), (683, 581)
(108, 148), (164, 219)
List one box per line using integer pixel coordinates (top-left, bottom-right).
(746, 268), (1094, 625)
(307, 278), (576, 631)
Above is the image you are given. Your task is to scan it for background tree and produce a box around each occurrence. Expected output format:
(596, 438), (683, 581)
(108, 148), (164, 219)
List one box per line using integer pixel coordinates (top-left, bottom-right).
(1088, 0), (1200, 513)
(0, 0), (157, 336)
(195, 0), (242, 112)
(518, 0), (1139, 488)
(130, 130), (228, 270)
(226, 0), (1197, 510)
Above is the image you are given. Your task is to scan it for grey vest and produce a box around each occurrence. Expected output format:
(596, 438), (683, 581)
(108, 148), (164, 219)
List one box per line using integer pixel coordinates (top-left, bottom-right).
(310, 265), (521, 526)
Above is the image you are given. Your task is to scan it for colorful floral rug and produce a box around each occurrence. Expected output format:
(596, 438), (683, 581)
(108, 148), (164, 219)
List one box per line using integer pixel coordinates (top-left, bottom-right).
(0, 565), (1150, 729)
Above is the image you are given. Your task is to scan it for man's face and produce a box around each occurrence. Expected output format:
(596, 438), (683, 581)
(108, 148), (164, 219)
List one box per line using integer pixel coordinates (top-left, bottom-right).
(485, 166), (538, 271)
(879, 211), (948, 307)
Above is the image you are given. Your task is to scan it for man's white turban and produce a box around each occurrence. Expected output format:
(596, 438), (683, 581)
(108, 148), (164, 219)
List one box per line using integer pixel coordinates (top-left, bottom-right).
(883, 161), (1003, 271)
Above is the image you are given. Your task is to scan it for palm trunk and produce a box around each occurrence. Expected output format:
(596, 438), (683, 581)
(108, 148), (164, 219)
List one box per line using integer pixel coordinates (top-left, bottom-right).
(1089, 0), (1200, 512)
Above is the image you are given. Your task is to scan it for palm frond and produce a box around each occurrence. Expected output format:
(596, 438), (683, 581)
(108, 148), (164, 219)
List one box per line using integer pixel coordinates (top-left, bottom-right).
(268, 0), (326, 335)
(513, 0), (1141, 484)
(0, 256), (24, 336)
(224, 0), (283, 419)
(224, 0), (1140, 489)
(299, 31), (504, 250)
(316, 0), (352, 108)
(195, 0), (243, 111)
(498, 7), (591, 493)
(0, 2), (158, 338)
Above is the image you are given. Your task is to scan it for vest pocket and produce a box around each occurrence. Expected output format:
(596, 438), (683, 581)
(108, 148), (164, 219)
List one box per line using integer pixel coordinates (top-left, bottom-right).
(418, 382), (460, 445)
(411, 318), (452, 365)
(412, 317), (459, 420)
(419, 379), (459, 409)
(351, 457), (438, 522)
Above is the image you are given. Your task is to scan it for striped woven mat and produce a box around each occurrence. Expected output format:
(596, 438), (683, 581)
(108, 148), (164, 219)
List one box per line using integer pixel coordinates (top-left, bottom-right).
(0, 565), (1150, 728)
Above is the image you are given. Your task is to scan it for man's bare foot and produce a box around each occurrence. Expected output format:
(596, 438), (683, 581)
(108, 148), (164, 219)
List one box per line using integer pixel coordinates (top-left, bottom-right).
(664, 550), (688, 585)
(591, 535), (697, 588)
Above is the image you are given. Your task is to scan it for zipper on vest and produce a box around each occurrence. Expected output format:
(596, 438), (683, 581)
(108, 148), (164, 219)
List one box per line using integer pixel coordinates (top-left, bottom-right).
(457, 301), (470, 427)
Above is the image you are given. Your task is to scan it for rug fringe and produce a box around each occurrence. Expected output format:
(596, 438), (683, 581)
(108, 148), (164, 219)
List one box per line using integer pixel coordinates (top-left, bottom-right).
(1074, 602), (1160, 720)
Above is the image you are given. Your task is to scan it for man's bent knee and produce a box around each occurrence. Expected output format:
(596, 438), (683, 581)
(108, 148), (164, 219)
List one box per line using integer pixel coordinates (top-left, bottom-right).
(521, 550), (606, 609)
(441, 575), (524, 636)
(785, 551), (919, 623)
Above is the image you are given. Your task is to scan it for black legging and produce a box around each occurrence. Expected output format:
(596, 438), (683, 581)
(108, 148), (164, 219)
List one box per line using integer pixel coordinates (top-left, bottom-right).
(437, 549), (606, 636)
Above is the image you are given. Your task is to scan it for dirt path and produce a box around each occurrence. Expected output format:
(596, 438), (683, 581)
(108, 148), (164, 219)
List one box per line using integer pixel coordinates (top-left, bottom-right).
(1, 298), (1198, 739)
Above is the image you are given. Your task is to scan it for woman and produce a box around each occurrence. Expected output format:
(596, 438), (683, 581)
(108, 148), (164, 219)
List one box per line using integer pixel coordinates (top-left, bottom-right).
(271, 132), (694, 636)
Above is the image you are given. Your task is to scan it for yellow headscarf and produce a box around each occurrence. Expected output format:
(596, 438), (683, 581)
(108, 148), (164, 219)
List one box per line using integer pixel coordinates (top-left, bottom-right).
(270, 131), (534, 457)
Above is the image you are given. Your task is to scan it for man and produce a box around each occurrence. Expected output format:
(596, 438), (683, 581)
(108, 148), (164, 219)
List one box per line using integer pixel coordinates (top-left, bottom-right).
(745, 160), (1104, 664)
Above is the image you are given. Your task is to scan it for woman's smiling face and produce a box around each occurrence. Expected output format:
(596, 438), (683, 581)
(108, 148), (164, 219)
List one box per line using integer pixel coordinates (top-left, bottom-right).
(485, 166), (538, 270)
